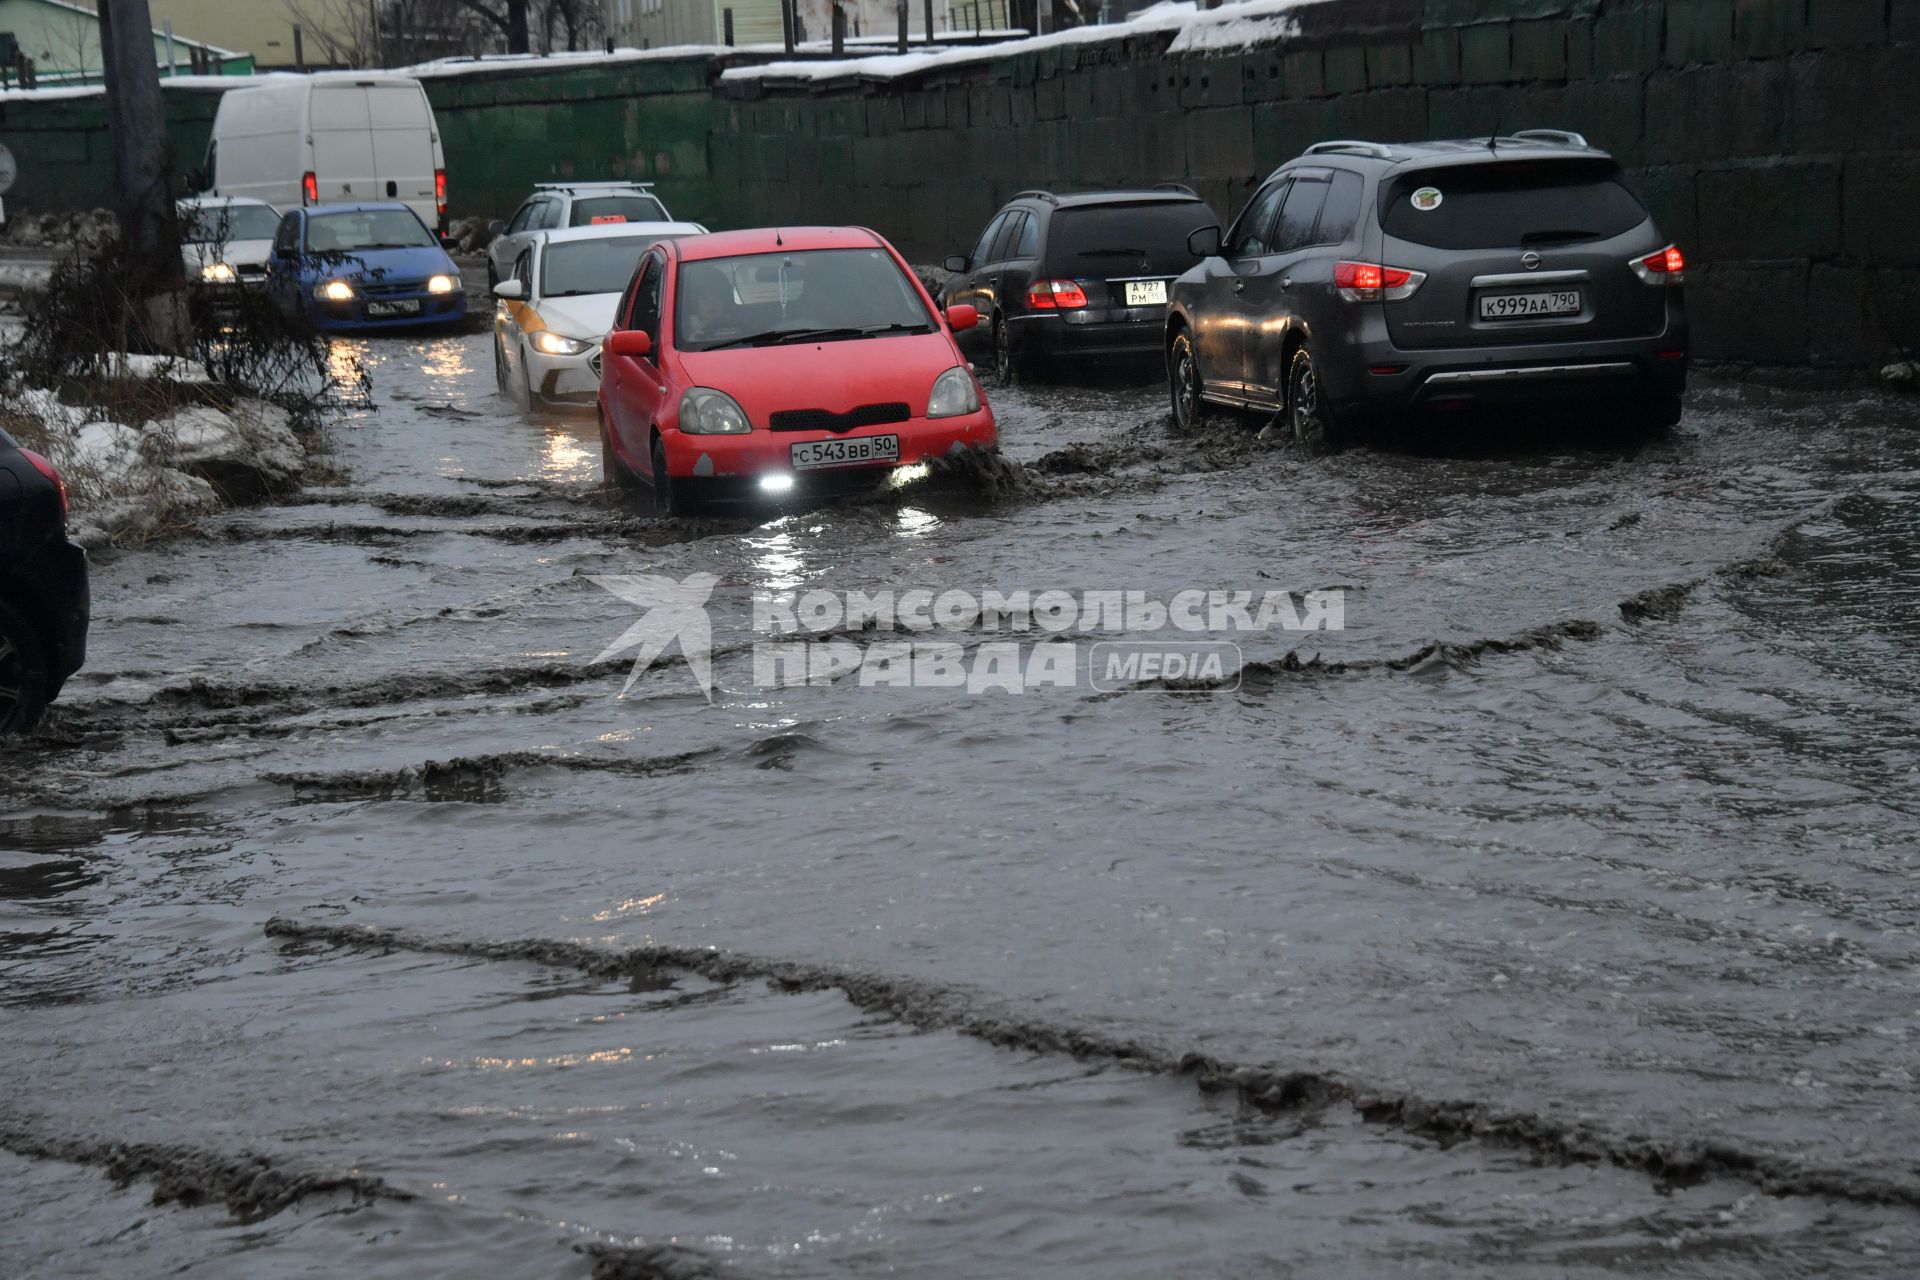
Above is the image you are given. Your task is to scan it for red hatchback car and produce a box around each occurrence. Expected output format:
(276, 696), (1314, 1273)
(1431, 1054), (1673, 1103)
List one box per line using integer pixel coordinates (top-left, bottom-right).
(597, 226), (998, 513)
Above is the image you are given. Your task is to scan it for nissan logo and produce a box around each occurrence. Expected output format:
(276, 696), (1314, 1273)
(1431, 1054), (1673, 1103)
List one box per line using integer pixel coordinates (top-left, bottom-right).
(1521, 252), (1542, 270)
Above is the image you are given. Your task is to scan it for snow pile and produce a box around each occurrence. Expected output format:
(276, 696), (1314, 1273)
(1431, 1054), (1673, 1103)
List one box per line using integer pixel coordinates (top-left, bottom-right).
(1167, 1), (1309, 54)
(10, 384), (306, 544)
(1883, 361), (1918, 391)
(0, 208), (118, 249)
(722, 0), (1318, 83)
(155, 401), (305, 500)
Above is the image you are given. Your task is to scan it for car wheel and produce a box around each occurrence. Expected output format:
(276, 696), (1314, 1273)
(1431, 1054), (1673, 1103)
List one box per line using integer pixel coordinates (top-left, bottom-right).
(651, 437), (683, 517)
(992, 314), (1023, 385)
(515, 343), (536, 413)
(1288, 344), (1340, 450)
(1168, 331), (1208, 431)
(0, 599), (52, 737)
(1642, 391), (1683, 431)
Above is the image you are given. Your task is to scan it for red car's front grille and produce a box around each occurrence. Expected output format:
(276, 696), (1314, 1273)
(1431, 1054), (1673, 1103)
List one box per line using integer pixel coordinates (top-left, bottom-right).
(768, 403), (911, 433)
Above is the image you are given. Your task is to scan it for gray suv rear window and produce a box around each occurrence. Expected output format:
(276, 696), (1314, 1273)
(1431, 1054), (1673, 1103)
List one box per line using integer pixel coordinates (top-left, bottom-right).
(1382, 162), (1648, 250)
(1047, 201), (1217, 277)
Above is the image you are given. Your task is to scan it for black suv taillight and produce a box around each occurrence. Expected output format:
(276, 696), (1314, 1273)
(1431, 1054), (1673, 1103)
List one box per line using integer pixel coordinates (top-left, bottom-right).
(20, 448), (68, 523)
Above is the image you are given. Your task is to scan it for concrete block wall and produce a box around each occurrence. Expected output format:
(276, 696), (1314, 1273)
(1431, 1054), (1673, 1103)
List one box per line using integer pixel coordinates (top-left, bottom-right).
(713, 0), (1920, 369)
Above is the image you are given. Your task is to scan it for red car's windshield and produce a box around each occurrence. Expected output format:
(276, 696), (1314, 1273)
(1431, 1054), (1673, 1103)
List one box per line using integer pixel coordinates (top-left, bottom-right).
(674, 247), (935, 351)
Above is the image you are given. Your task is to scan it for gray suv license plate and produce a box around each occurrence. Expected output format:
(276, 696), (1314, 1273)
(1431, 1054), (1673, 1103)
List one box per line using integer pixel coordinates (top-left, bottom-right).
(1480, 290), (1581, 320)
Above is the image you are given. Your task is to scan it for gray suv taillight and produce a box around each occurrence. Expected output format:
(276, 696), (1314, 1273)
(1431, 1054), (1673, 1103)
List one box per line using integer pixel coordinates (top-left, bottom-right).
(1334, 261), (1427, 303)
(1628, 244), (1687, 285)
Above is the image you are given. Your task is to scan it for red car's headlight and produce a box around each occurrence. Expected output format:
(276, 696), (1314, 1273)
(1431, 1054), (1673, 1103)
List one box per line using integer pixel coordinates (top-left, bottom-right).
(927, 366), (979, 419)
(679, 387), (752, 434)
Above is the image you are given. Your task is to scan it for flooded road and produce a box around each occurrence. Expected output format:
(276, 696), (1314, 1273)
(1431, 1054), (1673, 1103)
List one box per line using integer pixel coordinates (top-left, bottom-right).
(5, 331), (1920, 1277)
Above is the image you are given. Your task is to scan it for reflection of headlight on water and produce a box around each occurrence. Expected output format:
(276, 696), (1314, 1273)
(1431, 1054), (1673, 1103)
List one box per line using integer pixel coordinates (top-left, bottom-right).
(888, 463), (930, 488)
(759, 474), (795, 494)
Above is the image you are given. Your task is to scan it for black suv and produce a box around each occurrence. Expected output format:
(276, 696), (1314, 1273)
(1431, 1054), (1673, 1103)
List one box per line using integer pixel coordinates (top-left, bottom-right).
(0, 427), (89, 734)
(1167, 132), (1689, 443)
(944, 187), (1218, 379)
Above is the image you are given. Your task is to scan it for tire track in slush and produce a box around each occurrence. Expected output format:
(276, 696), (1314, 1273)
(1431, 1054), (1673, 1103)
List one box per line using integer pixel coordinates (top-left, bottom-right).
(0, 1122), (727, 1279)
(263, 918), (1920, 1213)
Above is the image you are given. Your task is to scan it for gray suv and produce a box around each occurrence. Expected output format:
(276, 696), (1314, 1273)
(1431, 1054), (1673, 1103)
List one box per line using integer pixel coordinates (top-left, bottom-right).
(1166, 132), (1689, 444)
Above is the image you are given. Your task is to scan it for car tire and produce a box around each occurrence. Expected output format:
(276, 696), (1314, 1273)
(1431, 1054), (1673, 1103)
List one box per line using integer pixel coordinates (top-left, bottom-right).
(651, 437), (684, 517)
(992, 314), (1024, 385)
(0, 598), (52, 737)
(1168, 330), (1209, 431)
(515, 343), (536, 413)
(1287, 344), (1340, 450)
(1642, 391), (1683, 431)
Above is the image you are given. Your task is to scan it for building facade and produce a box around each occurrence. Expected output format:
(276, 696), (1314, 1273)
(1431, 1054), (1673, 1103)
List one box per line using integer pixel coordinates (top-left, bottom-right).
(0, 0), (254, 85)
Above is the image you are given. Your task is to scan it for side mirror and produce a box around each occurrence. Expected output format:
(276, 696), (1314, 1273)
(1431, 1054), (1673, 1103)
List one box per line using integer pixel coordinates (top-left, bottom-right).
(492, 279), (525, 299)
(943, 254), (969, 273)
(1187, 225), (1223, 258)
(606, 329), (652, 359)
(945, 303), (979, 332)
(488, 219), (506, 236)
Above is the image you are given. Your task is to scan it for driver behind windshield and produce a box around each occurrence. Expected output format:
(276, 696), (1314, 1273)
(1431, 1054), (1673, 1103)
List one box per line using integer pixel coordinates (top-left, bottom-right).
(679, 263), (739, 342)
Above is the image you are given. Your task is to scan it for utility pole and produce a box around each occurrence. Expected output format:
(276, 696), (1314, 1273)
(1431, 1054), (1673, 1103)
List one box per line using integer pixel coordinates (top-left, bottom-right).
(99, 0), (173, 264)
(897, 0), (907, 53)
(507, 0), (530, 53)
(831, 2), (845, 55)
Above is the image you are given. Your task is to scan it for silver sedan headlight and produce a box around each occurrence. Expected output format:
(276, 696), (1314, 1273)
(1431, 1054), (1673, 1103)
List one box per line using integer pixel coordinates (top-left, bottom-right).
(927, 366), (980, 419)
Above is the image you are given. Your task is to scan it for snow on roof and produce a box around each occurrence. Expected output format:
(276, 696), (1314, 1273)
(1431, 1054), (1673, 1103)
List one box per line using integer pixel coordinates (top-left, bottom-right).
(721, 0), (1315, 84)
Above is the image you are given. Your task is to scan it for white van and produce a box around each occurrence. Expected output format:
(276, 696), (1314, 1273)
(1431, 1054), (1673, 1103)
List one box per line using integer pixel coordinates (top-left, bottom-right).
(206, 75), (448, 237)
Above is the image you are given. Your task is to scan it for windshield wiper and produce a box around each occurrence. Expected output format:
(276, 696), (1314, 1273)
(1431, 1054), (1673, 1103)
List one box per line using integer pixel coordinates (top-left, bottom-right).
(702, 325), (927, 350)
(1519, 229), (1599, 245)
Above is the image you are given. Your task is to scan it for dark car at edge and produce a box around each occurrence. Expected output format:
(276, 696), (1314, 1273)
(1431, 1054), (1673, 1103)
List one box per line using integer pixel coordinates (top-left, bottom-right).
(1166, 131), (1690, 444)
(944, 186), (1217, 379)
(0, 428), (89, 735)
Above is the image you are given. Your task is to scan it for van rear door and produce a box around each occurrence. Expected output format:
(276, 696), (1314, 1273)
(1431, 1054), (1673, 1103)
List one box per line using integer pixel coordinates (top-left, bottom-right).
(309, 86), (377, 203)
(367, 85), (440, 229)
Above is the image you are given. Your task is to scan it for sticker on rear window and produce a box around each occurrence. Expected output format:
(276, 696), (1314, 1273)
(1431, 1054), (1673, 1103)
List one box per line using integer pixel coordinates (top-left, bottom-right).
(1411, 187), (1443, 212)
(590, 214), (628, 224)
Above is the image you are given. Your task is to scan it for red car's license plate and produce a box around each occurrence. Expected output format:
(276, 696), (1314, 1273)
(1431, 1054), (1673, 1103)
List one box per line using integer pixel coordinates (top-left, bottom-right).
(790, 435), (899, 470)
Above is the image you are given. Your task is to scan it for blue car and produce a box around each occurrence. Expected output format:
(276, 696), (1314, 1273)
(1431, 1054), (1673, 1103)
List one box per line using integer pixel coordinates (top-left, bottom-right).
(266, 201), (467, 332)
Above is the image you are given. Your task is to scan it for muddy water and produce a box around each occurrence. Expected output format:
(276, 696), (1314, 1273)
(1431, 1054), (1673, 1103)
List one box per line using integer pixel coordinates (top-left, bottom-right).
(5, 332), (1920, 1277)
